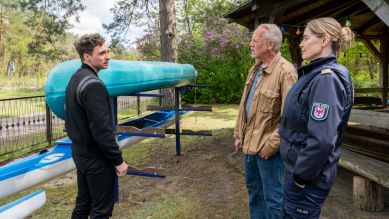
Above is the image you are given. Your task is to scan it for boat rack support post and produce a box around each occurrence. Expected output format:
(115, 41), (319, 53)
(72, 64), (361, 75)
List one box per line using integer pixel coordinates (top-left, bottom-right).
(145, 85), (213, 156)
(130, 92), (166, 98)
(174, 85), (212, 156)
(175, 87), (181, 156)
(129, 93), (165, 116)
(137, 95), (140, 116)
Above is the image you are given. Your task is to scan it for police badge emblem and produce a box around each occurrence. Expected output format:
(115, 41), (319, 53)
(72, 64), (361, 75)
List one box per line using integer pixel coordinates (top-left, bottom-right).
(311, 102), (330, 121)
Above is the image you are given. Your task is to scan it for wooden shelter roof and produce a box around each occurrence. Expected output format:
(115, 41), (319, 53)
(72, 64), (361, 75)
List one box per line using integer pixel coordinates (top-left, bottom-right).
(224, 0), (389, 107)
(224, 0), (389, 39)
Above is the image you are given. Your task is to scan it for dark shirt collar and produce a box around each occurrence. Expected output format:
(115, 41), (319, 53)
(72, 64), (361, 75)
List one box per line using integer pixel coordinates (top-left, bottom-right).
(81, 63), (98, 75)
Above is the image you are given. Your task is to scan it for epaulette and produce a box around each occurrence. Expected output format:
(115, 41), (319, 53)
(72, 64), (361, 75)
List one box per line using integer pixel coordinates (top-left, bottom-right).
(321, 68), (332, 74)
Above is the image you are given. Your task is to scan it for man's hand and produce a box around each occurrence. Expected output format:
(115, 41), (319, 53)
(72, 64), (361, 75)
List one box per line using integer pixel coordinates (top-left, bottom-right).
(258, 145), (273, 160)
(234, 139), (242, 151)
(115, 161), (128, 176)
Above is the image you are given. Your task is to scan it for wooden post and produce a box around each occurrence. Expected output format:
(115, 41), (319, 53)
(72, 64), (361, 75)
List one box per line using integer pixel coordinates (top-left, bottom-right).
(45, 102), (52, 146)
(286, 35), (303, 69)
(353, 176), (384, 211)
(381, 33), (388, 108)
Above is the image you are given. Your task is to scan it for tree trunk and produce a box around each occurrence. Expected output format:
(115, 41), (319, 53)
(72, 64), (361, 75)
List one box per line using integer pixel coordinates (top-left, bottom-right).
(159, 0), (177, 107)
(366, 59), (375, 80)
(353, 176), (384, 211)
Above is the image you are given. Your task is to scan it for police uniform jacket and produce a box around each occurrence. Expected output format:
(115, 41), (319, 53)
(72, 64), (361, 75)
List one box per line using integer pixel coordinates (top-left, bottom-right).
(65, 63), (123, 166)
(279, 54), (353, 190)
(234, 52), (297, 155)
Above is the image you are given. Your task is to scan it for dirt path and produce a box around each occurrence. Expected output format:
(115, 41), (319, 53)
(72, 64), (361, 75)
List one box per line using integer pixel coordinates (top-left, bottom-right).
(113, 128), (249, 219)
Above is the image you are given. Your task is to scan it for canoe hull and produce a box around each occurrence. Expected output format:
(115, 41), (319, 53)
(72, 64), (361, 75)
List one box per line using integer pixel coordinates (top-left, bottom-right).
(0, 190), (46, 218)
(45, 60), (197, 119)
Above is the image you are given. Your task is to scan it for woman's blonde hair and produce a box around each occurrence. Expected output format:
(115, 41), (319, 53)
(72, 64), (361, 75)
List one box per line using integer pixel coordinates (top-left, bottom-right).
(306, 17), (354, 53)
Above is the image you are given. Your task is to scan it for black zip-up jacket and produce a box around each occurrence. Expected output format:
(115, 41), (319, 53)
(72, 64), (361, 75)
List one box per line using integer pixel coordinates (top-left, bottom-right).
(65, 63), (123, 166)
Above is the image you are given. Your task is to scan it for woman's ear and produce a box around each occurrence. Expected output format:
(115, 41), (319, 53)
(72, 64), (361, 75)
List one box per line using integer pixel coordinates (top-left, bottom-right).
(322, 34), (330, 47)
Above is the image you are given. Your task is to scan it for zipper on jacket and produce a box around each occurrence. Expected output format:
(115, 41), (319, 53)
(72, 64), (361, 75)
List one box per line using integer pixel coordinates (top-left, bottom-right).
(287, 142), (293, 164)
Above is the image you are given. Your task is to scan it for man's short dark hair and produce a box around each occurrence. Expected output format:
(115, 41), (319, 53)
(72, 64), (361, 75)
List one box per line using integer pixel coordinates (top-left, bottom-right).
(74, 33), (106, 61)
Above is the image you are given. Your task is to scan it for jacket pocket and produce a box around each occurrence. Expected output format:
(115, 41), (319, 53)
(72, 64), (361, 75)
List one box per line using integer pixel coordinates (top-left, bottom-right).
(258, 89), (281, 113)
(280, 139), (290, 162)
(286, 143), (299, 165)
(280, 138), (299, 166)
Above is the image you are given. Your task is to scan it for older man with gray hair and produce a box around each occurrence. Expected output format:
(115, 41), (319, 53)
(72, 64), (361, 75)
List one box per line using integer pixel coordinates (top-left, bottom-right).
(234, 24), (297, 219)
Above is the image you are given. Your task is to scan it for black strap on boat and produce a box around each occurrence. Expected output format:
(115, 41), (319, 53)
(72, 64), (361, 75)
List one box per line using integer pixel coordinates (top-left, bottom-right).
(280, 116), (308, 133)
(76, 76), (103, 106)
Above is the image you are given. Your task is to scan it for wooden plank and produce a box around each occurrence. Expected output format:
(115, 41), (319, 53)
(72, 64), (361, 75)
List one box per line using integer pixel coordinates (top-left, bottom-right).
(381, 33), (388, 108)
(147, 105), (174, 111)
(165, 129), (212, 136)
(355, 16), (382, 34)
(362, 0), (389, 27)
(182, 104), (212, 112)
(127, 165), (165, 174)
(338, 149), (389, 188)
(354, 87), (389, 93)
(147, 104), (212, 112)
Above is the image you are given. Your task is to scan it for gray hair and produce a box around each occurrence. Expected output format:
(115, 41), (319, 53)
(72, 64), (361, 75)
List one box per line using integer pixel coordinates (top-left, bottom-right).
(256, 24), (283, 51)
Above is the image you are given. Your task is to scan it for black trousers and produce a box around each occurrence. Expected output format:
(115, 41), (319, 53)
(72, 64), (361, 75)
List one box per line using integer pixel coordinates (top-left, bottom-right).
(71, 157), (116, 219)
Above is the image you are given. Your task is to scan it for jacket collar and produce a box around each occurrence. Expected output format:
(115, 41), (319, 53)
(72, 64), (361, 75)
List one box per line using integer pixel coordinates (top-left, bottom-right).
(298, 53), (337, 77)
(81, 63), (98, 75)
(260, 51), (281, 75)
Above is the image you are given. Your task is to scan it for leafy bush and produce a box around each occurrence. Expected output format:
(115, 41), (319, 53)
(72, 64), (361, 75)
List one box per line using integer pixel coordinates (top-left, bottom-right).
(179, 18), (252, 104)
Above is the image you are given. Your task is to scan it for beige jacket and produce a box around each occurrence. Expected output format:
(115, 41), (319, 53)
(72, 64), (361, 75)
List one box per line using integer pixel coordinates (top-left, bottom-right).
(234, 52), (297, 155)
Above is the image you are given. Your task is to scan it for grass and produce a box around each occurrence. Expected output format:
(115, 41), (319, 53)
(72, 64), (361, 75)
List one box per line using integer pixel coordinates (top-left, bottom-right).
(0, 104), (240, 218)
(0, 88), (44, 100)
(0, 75), (46, 91)
(126, 193), (196, 219)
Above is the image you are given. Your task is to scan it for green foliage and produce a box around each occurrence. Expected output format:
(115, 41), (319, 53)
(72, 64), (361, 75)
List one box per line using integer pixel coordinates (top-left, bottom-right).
(104, 0), (158, 43)
(178, 17), (252, 104)
(134, 21), (161, 61)
(176, 0), (246, 35)
(20, 0), (84, 58)
(0, 0), (82, 88)
(338, 41), (380, 90)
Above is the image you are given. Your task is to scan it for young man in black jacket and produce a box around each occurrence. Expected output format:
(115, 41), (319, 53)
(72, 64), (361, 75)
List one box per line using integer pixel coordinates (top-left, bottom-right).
(65, 33), (128, 218)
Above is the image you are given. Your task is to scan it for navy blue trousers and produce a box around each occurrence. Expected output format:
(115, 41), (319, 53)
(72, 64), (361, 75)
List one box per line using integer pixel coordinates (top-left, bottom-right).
(282, 171), (330, 219)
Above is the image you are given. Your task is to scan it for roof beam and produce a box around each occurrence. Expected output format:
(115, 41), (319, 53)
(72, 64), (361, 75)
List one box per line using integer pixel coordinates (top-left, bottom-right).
(355, 16), (382, 34)
(282, 0), (331, 21)
(286, 0), (353, 25)
(330, 1), (366, 20)
(250, 0), (310, 22)
(359, 35), (383, 63)
(362, 0), (389, 27)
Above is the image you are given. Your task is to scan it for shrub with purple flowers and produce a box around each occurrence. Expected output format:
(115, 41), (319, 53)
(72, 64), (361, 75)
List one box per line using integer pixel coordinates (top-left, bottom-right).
(179, 18), (252, 103)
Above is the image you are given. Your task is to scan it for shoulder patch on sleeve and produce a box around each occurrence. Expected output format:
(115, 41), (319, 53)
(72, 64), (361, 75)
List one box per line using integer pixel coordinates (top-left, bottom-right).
(311, 102), (330, 121)
(321, 68), (332, 74)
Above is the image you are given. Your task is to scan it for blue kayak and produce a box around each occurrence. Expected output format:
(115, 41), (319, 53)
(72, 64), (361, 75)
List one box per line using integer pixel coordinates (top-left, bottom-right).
(45, 60), (197, 119)
(0, 190), (46, 218)
(0, 111), (185, 199)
